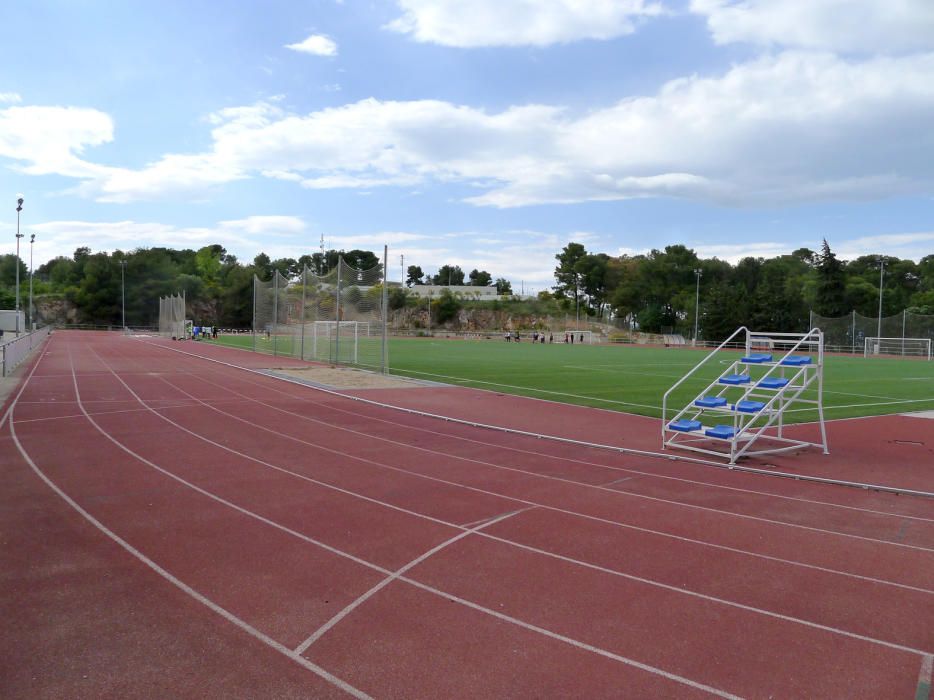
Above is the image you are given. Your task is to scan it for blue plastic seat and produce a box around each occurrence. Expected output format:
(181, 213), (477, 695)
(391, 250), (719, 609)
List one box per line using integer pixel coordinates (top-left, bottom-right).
(705, 425), (735, 439)
(781, 355), (812, 366)
(733, 400), (765, 413)
(758, 377), (789, 389)
(720, 374), (751, 385)
(669, 419), (702, 432)
(695, 396), (727, 408)
(741, 354), (773, 363)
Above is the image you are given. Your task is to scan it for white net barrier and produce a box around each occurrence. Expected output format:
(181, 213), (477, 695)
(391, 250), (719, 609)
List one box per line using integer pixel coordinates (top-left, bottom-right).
(253, 256), (392, 369)
(811, 311), (934, 353)
(252, 271), (291, 354)
(158, 294), (186, 339)
(299, 258), (388, 368)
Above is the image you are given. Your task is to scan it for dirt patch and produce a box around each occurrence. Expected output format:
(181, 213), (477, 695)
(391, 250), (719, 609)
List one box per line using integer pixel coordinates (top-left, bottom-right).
(274, 366), (428, 390)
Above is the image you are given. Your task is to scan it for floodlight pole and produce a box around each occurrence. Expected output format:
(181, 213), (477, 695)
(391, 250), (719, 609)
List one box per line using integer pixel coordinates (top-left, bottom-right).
(693, 268), (702, 346)
(877, 258), (885, 340)
(119, 259), (127, 331)
(15, 196), (24, 335)
(400, 254), (404, 285)
(382, 245), (389, 374)
(29, 234), (36, 331)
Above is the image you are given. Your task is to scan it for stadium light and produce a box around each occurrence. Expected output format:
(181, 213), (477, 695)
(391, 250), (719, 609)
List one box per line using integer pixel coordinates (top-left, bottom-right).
(120, 259), (128, 331)
(29, 234), (35, 331)
(693, 269), (702, 345)
(15, 195), (24, 335)
(877, 258), (885, 339)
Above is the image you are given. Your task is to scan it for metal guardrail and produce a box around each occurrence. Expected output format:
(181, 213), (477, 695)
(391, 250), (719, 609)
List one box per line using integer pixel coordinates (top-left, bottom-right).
(1, 326), (52, 376)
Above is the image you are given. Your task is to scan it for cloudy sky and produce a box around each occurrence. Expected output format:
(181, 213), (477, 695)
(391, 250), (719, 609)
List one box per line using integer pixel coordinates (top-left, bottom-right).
(2, 0), (933, 291)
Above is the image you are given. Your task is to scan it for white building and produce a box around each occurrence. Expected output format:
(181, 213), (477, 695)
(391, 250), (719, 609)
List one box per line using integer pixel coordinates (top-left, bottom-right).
(406, 285), (503, 300)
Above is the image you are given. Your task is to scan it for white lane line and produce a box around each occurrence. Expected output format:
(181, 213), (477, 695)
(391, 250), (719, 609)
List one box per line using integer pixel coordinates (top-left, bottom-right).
(141, 338), (934, 500)
(115, 362), (934, 596)
(8, 342), (371, 699)
(48, 340), (753, 697)
(294, 507), (533, 654)
(154, 368), (934, 555)
(396, 574), (743, 700)
(194, 363), (934, 525)
(94, 350), (934, 658)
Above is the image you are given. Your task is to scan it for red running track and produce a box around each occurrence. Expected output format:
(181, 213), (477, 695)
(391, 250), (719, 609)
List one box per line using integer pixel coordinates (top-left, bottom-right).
(2, 331), (932, 699)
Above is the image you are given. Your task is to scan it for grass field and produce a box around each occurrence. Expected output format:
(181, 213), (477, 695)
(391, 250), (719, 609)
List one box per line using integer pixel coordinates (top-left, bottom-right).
(206, 333), (934, 423)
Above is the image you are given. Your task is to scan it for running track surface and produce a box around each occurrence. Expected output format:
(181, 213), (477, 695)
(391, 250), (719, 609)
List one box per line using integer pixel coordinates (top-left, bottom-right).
(2, 332), (932, 699)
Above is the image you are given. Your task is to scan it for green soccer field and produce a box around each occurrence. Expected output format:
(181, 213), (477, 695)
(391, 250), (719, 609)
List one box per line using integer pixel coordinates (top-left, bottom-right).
(207, 334), (934, 423)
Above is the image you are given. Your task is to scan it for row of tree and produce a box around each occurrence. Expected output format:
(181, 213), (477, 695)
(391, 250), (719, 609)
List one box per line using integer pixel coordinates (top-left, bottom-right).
(550, 240), (934, 336)
(404, 264), (512, 294)
(2, 238), (931, 339)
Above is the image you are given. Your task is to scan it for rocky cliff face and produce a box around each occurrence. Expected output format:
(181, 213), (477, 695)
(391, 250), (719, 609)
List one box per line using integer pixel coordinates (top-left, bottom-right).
(391, 306), (566, 331)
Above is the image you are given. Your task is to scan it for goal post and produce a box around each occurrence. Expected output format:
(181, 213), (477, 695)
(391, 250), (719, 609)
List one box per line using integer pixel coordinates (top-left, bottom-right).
(563, 330), (594, 344)
(864, 337), (932, 360)
(304, 320), (370, 364)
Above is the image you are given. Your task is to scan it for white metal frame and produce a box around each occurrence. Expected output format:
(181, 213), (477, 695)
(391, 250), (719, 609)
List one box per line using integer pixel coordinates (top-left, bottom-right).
(662, 327), (828, 464)
(863, 336), (932, 360)
(564, 330), (593, 344)
(306, 320), (366, 364)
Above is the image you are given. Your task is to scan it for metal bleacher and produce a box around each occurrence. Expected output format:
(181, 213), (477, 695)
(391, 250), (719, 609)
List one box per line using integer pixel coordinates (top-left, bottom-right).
(662, 328), (828, 464)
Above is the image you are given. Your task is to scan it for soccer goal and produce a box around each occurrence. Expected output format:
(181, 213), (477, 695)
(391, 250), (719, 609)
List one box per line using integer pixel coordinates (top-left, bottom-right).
(864, 337), (932, 360)
(563, 330), (594, 344)
(303, 320), (370, 364)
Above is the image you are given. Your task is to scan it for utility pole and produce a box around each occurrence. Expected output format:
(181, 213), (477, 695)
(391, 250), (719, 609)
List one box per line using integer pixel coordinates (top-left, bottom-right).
(693, 268), (703, 345)
(877, 258), (885, 340)
(400, 254), (405, 285)
(29, 234), (36, 330)
(15, 195), (24, 335)
(120, 259), (128, 331)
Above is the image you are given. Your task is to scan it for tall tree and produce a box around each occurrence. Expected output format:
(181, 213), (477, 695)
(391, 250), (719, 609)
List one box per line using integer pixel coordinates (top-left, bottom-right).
(814, 239), (847, 316)
(495, 278), (513, 295)
(468, 269), (492, 286)
(434, 264), (465, 286)
(553, 242), (587, 305)
(406, 265), (425, 286)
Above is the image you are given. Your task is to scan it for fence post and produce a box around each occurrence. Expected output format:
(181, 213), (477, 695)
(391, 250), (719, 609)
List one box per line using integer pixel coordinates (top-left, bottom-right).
(272, 273), (279, 356)
(335, 260), (341, 366)
(300, 265), (307, 361)
(382, 245), (389, 374)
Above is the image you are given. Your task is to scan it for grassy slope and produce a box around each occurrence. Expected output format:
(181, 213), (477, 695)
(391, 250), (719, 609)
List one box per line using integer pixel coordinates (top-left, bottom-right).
(207, 334), (934, 422)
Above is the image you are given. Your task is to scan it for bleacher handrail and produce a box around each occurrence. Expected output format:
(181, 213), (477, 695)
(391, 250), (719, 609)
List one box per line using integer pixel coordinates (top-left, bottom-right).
(661, 326), (748, 435)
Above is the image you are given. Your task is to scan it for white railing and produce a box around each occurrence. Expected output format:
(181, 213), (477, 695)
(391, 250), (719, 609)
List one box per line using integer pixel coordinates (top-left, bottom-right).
(1, 326), (52, 376)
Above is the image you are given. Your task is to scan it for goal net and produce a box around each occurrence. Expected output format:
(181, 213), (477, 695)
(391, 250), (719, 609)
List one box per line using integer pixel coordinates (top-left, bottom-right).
(252, 256), (395, 370)
(563, 330), (594, 344)
(158, 294), (186, 339)
(864, 337), (932, 360)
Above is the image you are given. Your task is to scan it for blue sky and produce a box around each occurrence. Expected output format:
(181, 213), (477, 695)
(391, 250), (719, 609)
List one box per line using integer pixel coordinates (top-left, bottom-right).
(2, 0), (933, 293)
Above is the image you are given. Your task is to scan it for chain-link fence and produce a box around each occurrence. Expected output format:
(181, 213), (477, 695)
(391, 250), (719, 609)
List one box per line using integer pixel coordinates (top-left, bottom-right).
(158, 294), (186, 339)
(810, 310), (934, 353)
(252, 254), (394, 371)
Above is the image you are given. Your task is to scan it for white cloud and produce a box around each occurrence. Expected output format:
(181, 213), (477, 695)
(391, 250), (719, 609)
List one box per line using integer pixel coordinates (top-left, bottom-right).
(5, 51), (934, 209)
(691, 0), (934, 53)
(29, 216), (309, 266)
(386, 0), (663, 47)
(0, 105), (114, 179)
(0, 92), (22, 103)
(285, 34), (338, 56)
